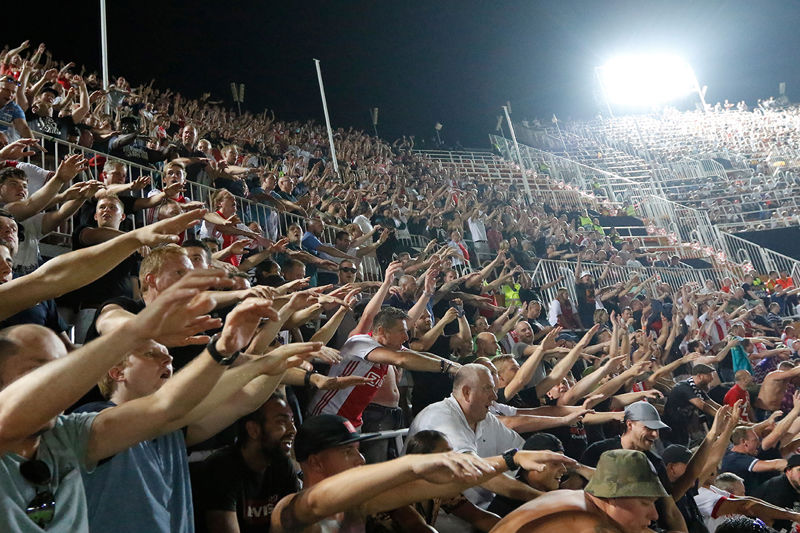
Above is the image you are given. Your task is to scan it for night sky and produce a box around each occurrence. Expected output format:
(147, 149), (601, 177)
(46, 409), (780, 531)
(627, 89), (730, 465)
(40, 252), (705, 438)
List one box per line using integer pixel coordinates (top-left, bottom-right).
(5, 1), (799, 147)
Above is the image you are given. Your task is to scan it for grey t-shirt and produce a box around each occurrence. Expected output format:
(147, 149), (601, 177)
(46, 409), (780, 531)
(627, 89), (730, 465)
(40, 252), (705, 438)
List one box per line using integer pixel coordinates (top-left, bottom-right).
(0, 412), (97, 532)
(512, 342), (547, 387)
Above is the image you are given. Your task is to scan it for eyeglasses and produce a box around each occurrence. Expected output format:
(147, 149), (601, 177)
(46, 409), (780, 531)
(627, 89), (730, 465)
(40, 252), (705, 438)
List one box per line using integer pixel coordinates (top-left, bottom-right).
(339, 267), (357, 273)
(19, 460), (55, 529)
(1, 76), (21, 86)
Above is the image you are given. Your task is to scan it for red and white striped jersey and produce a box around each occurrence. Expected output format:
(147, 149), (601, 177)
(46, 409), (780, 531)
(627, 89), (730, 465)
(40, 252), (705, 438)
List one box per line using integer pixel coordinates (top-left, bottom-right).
(308, 334), (388, 428)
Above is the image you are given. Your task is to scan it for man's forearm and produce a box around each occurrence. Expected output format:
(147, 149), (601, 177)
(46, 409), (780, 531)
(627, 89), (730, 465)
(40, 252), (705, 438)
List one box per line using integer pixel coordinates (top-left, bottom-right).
(0, 231), (142, 320)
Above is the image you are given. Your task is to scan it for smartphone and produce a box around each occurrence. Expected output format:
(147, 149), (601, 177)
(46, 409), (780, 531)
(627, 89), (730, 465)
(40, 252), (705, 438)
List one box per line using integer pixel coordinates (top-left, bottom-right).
(450, 301), (465, 317)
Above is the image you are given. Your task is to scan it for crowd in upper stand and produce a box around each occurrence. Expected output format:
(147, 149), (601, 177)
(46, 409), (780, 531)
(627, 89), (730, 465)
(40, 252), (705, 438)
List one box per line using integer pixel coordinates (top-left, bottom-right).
(547, 103), (800, 232)
(3, 39), (800, 533)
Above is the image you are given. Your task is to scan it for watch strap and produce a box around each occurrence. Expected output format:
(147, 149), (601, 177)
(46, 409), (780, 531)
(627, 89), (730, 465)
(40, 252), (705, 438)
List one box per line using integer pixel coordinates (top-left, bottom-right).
(502, 448), (519, 471)
(207, 334), (240, 366)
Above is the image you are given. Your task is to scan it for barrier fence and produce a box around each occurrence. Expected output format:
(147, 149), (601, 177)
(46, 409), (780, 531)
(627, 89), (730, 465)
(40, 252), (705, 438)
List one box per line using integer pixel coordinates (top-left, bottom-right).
(527, 259), (740, 308)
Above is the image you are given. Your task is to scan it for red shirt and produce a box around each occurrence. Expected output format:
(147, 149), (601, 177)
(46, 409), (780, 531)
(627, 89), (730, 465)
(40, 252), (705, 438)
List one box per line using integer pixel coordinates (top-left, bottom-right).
(723, 383), (751, 422)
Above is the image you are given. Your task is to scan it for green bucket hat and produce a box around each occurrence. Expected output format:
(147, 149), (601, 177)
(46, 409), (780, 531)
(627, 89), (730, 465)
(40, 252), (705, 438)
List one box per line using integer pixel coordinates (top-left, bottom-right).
(585, 449), (668, 499)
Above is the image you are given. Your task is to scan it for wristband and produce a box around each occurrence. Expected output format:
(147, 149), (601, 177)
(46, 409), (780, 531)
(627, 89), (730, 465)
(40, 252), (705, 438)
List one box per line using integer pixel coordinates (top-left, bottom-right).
(206, 334), (240, 366)
(502, 448), (519, 471)
(304, 370), (317, 388)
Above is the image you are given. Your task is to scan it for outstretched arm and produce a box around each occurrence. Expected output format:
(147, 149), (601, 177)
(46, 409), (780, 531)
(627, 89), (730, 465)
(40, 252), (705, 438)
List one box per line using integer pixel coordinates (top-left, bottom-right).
(0, 269), (227, 455)
(0, 209), (206, 321)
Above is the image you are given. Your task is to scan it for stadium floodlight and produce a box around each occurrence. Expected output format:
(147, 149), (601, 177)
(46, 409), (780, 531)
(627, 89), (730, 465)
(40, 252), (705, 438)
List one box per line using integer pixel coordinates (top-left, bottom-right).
(596, 54), (702, 108)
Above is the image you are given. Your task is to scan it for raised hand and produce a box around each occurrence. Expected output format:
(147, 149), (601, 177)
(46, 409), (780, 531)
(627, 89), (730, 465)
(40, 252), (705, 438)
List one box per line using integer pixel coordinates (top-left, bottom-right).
(540, 326), (562, 351)
(54, 153), (88, 182)
(132, 208), (205, 247)
(0, 138), (44, 160)
(279, 277), (310, 294)
(218, 298), (276, 354)
(228, 239), (252, 256)
(411, 452), (496, 484)
(514, 450), (577, 473)
(256, 341), (324, 375)
(130, 269), (231, 345)
(383, 260), (404, 282)
(130, 175), (151, 191)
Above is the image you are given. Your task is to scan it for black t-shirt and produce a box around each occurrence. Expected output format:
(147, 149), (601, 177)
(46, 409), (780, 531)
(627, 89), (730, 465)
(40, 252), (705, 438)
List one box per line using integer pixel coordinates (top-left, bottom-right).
(0, 298), (68, 334)
(214, 176), (247, 198)
(109, 135), (164, 168)
(575, 280), (596, 313)
(166, 144), (207, 182)
(410, 334), (455, 416)
(26, 110), (76, 139)
(662, 380), (706, 447)
(496, 386), (540, 409)
(57, 228), (140, 309)
(543, 397), (587, 460)
(193, 446), (300, 533)
(753, 473), (800, 531)
(676, 483), (709, 533)
(721, 449), (780, 495)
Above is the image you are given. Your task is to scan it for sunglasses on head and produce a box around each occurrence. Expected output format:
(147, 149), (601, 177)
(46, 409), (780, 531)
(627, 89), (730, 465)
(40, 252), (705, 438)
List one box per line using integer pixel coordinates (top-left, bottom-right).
(1, 76), (21, 86)
(339, 266), (357, 273)
(19, 459), (55, 529)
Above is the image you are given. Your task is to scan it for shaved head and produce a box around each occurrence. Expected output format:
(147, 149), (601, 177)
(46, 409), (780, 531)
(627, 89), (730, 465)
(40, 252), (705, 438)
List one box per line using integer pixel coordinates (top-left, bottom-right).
(453, 364), (491, 395)
(0, 325), (66, 388)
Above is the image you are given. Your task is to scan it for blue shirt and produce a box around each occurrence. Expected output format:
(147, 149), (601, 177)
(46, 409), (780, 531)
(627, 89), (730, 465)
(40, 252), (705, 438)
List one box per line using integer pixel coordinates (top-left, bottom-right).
(301, 231), (322, 256)
(0, 100), (25, 136)
(76, 401), (194, 533)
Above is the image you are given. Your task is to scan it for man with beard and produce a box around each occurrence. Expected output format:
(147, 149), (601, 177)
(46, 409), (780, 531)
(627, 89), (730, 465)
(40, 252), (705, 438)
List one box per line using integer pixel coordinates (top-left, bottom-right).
(194, 394), (301, 533)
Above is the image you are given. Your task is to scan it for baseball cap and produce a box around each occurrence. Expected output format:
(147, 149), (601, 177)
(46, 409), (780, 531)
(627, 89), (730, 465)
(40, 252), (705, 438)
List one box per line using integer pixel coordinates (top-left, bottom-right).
(294, 415), (380, 462)
(557, 332), (579, 343)
(786, 454), (800, 471)
(585, 449), (668, 499)
(624, 401), (670, 430)
(580, 271), (592, 278)
(691, 363), (715, 375)
(662, 444), (692, 465)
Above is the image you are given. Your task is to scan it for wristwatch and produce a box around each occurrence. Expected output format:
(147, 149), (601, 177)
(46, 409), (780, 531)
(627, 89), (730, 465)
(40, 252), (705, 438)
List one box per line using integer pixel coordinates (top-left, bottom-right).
(502, 448), (519, 471)
(206, 334), (240, 366)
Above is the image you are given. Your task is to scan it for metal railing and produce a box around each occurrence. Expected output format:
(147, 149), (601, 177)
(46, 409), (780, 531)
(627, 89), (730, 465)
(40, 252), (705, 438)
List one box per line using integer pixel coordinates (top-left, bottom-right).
(526, 258), (739, 308)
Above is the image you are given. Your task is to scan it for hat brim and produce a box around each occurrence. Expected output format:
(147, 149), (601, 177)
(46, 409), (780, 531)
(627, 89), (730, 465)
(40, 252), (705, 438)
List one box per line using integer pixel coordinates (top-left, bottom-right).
(640, 420), (670, 430)
(334, 431), (383, 448)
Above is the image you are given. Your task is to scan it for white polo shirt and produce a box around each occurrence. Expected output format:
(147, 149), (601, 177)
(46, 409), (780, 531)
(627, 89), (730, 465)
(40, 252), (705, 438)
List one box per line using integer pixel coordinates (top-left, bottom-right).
(406, 395), (524, 507)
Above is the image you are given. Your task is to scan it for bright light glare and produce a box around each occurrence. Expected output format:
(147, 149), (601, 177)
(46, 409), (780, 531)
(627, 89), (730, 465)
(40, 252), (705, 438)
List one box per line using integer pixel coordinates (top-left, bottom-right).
(597, 54), (699, 106)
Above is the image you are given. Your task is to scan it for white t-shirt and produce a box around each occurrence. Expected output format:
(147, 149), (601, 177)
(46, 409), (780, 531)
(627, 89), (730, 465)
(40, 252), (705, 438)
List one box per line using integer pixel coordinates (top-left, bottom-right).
(694, 485), (739, 533)
(13, 212), (45, 276)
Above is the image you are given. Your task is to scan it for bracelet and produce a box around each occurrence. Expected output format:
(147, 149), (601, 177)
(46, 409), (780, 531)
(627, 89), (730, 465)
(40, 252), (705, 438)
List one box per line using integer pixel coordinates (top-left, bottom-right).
(206, 334), (240, 366)
(440, 359), (452, 374)
(304, 370), (317, 388)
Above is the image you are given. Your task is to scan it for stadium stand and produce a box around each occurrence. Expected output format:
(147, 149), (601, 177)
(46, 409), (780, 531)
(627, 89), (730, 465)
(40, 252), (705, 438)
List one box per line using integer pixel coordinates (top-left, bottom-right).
(5, 39), (800, 533)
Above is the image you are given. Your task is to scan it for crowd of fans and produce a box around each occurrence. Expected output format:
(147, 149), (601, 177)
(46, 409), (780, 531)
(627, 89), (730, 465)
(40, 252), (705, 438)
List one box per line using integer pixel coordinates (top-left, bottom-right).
(550, 105), (800, 232)
(3, 40), (800, 533)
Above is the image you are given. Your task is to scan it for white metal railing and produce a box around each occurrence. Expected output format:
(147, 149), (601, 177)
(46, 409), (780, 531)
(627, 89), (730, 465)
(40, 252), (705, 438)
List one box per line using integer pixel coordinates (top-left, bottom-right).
(527, 258), (739, 307)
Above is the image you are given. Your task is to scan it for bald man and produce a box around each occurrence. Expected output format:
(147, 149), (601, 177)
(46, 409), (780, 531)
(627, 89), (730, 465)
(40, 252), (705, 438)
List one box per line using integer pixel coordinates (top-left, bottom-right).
(407, 364), (537, 508)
